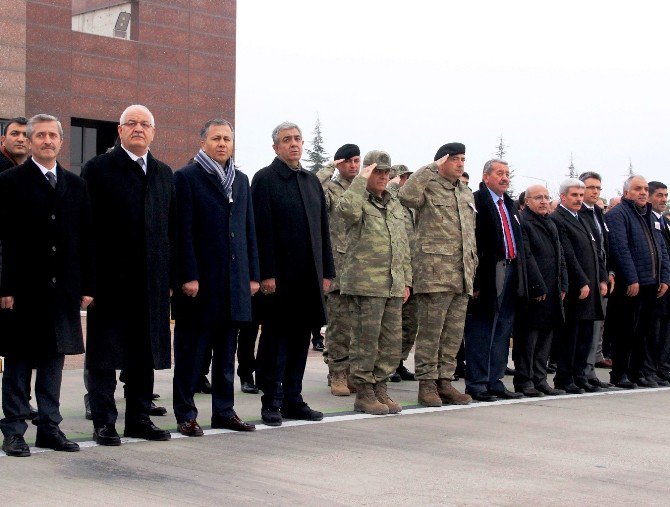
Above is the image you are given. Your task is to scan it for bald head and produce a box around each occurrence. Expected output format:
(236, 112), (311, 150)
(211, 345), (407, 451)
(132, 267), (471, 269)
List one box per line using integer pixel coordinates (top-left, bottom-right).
(623, 175), (649, 207)
(525, 184), (551, 215)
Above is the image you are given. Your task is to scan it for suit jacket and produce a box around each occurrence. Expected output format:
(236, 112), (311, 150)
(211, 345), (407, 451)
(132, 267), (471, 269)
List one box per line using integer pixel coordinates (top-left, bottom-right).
(654, 212), (670, 316)
(468, 182), (525, 316)
(251, 157), (335, 327)
(0, 159), (93, 356)
(550, 205), (607, 321)
(172, 162), (260, 324)
(82, 145), (174, 370)
(579, 203), (611, 275)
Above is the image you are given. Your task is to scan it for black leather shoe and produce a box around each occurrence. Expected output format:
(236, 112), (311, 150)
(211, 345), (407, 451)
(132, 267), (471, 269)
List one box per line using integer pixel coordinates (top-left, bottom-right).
(312, 338), (324, 352)
(93, 424), (121, 446)
(241, 378), (259, 394)
(124, 420), (171, 441)
(149, 401), (168, 416)
(613, 376), (637, 389)
(589, 378), (613, 389)
(490, 387), (524, 399)
(196, 376), (212, 394)
(657, 370), (670, 382)
(35, 430), (79, 452)
(635, 377), (659, 388)
(2, 435), (30, 457)
(575, 379), (601, 393)
(648, 374), (670, 387)
(515, 386), (544, 397)
(212, 413), (256, 432)
(281, 402), (323, 421)
(28, 404), (38, 421)
(396, 363), (416, 381)
(536, 384), (565, 396)
(389, 372), (402, 383)
(556, 383), (584, 394)
(468, 391), (498, 402)
(261, 407), (282, 427)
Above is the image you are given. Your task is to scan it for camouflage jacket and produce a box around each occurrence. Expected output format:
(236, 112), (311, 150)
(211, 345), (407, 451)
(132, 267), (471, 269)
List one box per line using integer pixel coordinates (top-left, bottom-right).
(387, 182), (416, 253)
(398, 163), (477, 295)
(316, 162), (351, 292)
(337, 175), (412, 298)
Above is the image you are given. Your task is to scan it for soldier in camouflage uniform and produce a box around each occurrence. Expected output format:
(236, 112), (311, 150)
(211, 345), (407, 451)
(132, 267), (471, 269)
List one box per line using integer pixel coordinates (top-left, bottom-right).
(387, 165), (418, 382)
(315, 144), (361, 396)
(398, 143), (476, 407)
(337, 151), (412, 415)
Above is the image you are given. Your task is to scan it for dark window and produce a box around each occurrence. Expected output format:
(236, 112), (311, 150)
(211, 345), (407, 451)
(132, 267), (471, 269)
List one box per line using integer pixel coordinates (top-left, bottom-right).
(72, 1), (139, 41)
(70, 118), (118, 175)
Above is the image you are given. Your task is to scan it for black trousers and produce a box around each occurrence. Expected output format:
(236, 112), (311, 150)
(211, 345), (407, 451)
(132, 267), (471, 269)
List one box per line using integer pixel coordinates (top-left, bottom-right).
(608, 284), (657, 382)
(256, 320), (311, 410)
(1, 352), (64, 437)
(173, 318), (238, 423)
(513, 327), (554, 389)
(237, 320), (258, 381)
(555, 318), (593, 386)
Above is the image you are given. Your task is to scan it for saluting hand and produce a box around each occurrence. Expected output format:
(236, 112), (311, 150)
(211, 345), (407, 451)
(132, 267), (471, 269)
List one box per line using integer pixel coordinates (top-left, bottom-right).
(359, 163), (377, 179)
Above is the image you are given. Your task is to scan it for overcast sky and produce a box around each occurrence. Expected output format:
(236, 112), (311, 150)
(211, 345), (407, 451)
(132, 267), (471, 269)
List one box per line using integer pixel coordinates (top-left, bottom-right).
(234, 0), (670, 199)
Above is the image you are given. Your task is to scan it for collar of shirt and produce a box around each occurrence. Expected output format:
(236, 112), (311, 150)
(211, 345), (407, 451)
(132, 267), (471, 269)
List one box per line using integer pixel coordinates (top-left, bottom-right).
(32, 156), (57, 180)
(121, 146), (148, 172)
(583, 203), (595, 211)
(560, 203), (579, 218)
(653, 210), (662, 219)
(486, 185), (504, 205)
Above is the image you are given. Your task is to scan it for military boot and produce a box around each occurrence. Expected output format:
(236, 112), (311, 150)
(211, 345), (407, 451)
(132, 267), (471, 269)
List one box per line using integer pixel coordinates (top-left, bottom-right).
(373, 381), (402, 414)
(330, 370), (351, 397)
(354, 383), (389, 415)
(437, 379), (472, 405)
(418, 379), (442, 407)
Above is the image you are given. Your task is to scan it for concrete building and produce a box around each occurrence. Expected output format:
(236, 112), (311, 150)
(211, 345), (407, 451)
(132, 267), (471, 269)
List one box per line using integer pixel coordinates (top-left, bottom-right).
(0, 0), (236, 173)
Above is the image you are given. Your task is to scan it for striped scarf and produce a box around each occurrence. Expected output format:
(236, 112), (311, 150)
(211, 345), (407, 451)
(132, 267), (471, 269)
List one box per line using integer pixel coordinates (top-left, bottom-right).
(195, 149), (235, 202)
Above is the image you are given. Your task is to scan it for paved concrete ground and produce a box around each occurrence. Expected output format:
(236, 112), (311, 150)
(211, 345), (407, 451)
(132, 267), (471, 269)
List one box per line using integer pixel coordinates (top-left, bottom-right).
(2, 349), (670, 505)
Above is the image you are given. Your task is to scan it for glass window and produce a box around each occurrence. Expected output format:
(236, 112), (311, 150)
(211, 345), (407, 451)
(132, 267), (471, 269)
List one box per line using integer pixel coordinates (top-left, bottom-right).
(72, 1), (138, 41)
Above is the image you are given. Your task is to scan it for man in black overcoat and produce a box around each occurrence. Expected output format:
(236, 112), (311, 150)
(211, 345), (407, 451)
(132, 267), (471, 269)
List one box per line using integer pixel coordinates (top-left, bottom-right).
(251, 121), (335, 426)
(513, 185), (568, 397)
(0, 114), (93, 457)
(172, 119), (260, 436)
(550, 179), (608, 394)
(82, 105), (174, 445)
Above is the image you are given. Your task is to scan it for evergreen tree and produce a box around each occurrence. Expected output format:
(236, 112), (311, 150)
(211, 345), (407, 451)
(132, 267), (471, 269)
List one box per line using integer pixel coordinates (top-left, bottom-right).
(304, 116), (329, 173)
(495, 134), (515, 198)
(627, 158), (634, 176)
(567, 153), (577, 178)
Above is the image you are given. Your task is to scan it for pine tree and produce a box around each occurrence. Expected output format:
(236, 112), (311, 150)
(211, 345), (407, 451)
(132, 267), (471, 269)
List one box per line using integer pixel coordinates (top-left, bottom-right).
(627, 158), (634, 177)
(304, 116), (328, 173)
(567, 153), (577, 178)
(495, 134), (515, 198)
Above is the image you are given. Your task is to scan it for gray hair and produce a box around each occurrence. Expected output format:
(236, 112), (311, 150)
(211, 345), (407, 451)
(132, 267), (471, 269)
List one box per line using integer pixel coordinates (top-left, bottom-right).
(26, 114), (63, 139)
(579, 171), (601, 182)
(119, 104), (155, 127)
(482, 158), (508, 175)
(559, 178), (585, 195)
(623, 174), (645, 192)
(200, 118), (235, 140)
(272, 121), (302, 144)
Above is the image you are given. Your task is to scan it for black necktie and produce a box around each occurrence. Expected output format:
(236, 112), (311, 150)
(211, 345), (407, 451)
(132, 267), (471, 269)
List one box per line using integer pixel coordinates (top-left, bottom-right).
(46, 171), (56, 188)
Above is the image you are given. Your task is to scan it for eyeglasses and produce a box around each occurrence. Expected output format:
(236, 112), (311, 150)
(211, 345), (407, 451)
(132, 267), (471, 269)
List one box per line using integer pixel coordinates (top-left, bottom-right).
(585, 185), (602, 191)
(121, 120), (153, 129)
(529, 195), (551, 201)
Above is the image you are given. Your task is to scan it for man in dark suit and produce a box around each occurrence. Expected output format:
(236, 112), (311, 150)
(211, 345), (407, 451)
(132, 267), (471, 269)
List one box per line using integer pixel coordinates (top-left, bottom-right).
(0, 117), (29, 173)
(464, 159), (524, 402)
(82, 105), (174, 445)
(550, 179), (608, 394)
(251, 121), (336, 426)
(0, 114), (93, 457)
(172, 119), (260, 436)
(513, 185), (568, 396)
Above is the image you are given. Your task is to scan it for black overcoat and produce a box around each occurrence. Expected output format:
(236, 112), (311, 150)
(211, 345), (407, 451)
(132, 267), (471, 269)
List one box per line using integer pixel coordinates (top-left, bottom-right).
(517, 207), (568, 329)
(550, 205), (607, 321)
(82, 146), (174, 369)
(250, 158), (335, 326)
(172, 162), (260, 324)
(0, 160), (94, 356)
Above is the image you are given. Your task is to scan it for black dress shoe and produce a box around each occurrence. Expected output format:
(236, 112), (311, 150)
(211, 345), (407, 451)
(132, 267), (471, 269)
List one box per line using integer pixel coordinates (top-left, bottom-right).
(35, 430), (80, 452)
(515, 386), (544, 397)
(388, 372), (402, 383)
(468, 391), (498, 402)
(613, 376), (637, 389)
(396, 363), (416, 381)
(149, 401), (168, 416)
(589, 378), (613, 389)
(241, 378), (259, 394)
(261, 407), (282, 426)
(647, 374), (670, 387)
(575, 379), (601, 393)
(124, 420), (171, 441)
(281, 402), (323, 421)
(93, 424), (121, 446)
(556, 383), (584, 394)
(212, 413), (256, 432)
(635, 377), (659, 388)
(29, 404), (38, 421)
(490, 387), (524, 399)
(178, 419), (204, 437)
(657, 370), (670, 383)
(535, 384), (565, 396)
(196, 376), (212, 394)
(2, 435), (30, 457)
(312, 338), (324, 352)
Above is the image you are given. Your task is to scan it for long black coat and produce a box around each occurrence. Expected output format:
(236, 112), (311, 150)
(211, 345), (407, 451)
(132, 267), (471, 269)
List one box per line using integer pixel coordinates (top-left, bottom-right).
(468, 182), (526, 317)
(0, 160), (94, 356)
(579, 203), (611, 274)
(82, 146), (174, 369)
(251, 158), (335, 327)
(517, 207), (568, 329)
(550, 205), (607, 321)
(172, 162), (260, 324)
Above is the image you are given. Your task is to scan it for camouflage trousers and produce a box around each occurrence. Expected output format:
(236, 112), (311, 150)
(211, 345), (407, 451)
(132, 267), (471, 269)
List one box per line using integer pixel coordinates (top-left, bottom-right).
(414, 292), (469, 380)
(401, 292), (418, 360)
(347, 295), (402, 385)
(322, 291), (351, 372)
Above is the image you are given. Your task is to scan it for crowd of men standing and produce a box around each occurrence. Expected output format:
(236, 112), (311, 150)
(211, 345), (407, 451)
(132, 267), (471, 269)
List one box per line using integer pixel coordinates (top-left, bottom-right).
(1, 107), (670, 458)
